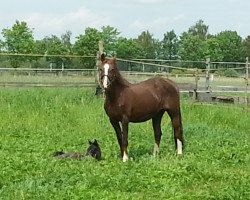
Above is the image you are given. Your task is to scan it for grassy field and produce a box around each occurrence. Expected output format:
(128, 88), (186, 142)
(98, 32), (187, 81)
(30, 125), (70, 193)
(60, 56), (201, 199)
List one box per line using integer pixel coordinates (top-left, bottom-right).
(0, 88), (249, 200)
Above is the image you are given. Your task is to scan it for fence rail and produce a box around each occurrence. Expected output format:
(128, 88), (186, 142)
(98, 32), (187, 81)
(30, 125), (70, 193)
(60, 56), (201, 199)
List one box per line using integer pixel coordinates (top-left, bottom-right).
(0, 53), (249, 106)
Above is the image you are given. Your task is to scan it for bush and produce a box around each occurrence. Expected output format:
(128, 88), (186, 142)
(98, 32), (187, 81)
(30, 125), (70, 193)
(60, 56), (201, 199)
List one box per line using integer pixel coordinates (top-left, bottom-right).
(171, 69), (187, 75)
(216, 68), (239, 77)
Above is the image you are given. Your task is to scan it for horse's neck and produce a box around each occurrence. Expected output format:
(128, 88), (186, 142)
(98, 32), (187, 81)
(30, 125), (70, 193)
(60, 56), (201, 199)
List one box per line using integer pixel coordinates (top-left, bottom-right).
(115, 70), (130, 86)
(105, 84), (121, 103)
(105, 77), (130, 103)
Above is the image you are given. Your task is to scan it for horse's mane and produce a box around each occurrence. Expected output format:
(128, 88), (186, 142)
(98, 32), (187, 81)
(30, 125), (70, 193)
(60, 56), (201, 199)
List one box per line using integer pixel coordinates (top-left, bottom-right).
(113, 62), (130, 87)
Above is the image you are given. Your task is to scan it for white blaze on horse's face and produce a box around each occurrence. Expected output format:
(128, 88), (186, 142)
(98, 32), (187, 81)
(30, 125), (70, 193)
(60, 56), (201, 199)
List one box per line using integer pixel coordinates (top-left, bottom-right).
(103, 63), (110, 89)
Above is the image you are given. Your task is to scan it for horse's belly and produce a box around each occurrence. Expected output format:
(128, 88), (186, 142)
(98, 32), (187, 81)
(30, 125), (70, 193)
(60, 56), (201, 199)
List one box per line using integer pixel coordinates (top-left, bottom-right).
(130, 108), (159, 123)
(129, 93), (162, 122)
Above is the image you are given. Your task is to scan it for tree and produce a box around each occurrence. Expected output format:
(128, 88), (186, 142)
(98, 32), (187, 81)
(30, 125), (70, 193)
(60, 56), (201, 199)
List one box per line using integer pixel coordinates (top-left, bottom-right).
(179, 33), (207, 65)
(1, 20), (35, 67)
(206, 37), (224, 62)
(39, 35), (69, 69)
(74, 28), (102, 56)
(101, 26), (120, 56)
(160, 30), (179, 60)
(188, 19), (209, 40)
(243, 35), (250, 59)
(73, 26), (121, 68)
(61, 31), (72, 54)
(113, 37), (144, 71)
(0, 39), (3, 51)
(115, 37), (144, 59)
(215, 31), (244, 62)
(136, 30), (157, 59)
(73, 28), (102, 68)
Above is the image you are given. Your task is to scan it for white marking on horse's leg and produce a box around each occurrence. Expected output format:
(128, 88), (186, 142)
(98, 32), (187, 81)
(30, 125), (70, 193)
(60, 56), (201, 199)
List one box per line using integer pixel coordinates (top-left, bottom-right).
(153, 143), (159, 157)
(103, 63), (110, 88)
(177, 139), (183, 155)
(123, 151), (129, 162)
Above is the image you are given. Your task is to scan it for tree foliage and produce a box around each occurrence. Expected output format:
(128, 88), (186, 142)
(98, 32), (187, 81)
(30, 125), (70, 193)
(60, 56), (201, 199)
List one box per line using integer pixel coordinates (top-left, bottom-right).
(188, 19), (209, 40)
(215, 31), (244, 62)
(179, 33), (207, 62)
(1, 20), (35, 67)
(243, 35), (250, 59)
(73, 28), (101, 56)
(160, 30), (179, 60)
(0, 20), (249, 69)
(101, 26), (120, 56)
(115, 37), (143, 59)
(136, 30), (157, 59)
(206, 37), (224, 62)
(36, 34), (70, 68)
(61, 31), (72, 54)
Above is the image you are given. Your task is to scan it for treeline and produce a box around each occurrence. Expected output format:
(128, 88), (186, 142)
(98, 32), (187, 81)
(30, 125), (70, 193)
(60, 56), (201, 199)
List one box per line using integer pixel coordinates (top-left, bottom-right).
(0, 19), (250, 69)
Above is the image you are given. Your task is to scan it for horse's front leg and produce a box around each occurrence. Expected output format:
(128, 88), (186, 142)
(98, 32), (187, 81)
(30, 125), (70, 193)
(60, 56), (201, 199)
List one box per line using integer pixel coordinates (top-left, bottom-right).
(110, 119), (123, 157)
(121, 118), (129, 162)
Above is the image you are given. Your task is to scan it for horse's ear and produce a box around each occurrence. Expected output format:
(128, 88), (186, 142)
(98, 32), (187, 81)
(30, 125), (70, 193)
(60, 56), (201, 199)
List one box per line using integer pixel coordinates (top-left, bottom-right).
(100, 53), (105, 62)
(93, 139), (98, 146)
(112, 56), (117, 66)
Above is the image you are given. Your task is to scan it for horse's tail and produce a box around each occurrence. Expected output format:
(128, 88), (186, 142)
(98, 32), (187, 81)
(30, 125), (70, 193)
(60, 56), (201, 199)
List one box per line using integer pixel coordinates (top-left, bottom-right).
(178, 107), (184, 146)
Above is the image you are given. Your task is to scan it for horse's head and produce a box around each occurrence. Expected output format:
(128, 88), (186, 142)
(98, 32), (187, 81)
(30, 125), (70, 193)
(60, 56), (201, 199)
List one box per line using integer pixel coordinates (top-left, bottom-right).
(99, 53), (117, 90)
(86, 139), (101, 160)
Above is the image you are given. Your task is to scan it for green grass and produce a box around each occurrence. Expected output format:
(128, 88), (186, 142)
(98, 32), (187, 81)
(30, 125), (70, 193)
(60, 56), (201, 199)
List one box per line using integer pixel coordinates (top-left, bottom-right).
(0, 88), (249, 200)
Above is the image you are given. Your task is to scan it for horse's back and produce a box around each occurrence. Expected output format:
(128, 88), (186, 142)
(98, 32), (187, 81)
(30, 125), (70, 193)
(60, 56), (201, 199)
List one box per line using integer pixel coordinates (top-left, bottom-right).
(136, 76), (180, 107)
(133, 76), (179, 97)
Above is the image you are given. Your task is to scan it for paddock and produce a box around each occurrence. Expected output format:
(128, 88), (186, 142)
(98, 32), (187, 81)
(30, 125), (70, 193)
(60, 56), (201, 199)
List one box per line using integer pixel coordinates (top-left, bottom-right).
(0, 54), (249, 198)
(0, 87), (249, 199)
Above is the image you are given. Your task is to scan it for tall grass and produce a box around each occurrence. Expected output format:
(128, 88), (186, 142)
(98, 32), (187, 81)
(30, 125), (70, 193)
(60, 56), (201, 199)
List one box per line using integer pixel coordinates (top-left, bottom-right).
(0, 88), (249, 199)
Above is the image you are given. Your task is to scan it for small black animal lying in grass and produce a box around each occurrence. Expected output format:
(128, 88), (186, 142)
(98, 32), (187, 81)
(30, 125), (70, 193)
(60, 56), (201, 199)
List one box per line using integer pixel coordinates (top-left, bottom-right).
(53, 139), (101, 161)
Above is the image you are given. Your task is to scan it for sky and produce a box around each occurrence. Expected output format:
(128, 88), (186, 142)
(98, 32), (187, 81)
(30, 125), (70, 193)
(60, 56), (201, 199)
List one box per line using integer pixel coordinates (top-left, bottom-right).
(0, 0), (249, 41)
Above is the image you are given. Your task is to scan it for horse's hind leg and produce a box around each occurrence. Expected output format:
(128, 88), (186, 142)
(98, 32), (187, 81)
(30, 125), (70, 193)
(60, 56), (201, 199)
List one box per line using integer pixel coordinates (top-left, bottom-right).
(152, 110), (164, 156)
(167, 108), (184, 155)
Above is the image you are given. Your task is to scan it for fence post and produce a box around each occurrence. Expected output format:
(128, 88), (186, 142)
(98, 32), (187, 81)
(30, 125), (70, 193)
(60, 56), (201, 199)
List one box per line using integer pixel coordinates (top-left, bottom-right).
(245, 57), (249, 106)
(50, 62), (52, 71)
(193, 68), (199, 100)
(94, 41), (104, 96)
(61, 61), (64, 77)
(205, 57), (211, 91)
(95, 41), (104, 84)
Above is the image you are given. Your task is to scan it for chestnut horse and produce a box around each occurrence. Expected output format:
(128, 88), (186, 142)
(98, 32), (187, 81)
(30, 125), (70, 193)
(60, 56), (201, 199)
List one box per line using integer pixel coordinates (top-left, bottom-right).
(98, 54), (184, 162)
